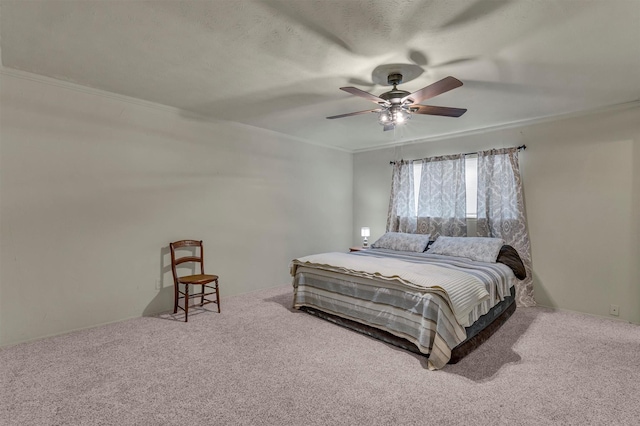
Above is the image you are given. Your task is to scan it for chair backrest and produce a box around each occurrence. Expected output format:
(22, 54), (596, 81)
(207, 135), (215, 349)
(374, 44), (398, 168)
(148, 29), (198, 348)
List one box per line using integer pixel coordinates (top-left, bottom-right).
(170, 240), (206, 283)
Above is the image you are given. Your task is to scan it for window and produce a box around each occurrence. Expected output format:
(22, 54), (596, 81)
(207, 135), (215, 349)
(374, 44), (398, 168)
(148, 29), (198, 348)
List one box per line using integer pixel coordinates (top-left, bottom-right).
(411, 155), (478, 219)
(464, 155), (478, 219)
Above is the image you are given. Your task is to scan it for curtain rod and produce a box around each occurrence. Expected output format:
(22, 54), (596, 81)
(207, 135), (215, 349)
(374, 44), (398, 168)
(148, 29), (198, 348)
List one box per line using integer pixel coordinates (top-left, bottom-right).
(389, 144), (526, 165)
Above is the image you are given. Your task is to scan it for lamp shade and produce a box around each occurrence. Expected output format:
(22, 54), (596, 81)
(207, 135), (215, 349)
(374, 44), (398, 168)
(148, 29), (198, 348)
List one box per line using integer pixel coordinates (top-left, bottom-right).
(361, 227), (370, 237)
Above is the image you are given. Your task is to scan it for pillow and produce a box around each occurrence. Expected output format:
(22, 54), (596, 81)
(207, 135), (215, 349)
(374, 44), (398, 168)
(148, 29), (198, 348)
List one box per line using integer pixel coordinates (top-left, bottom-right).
(496, 245), (527, 279)
(427, 236), (504, 263)
(371, 232), (431, 252)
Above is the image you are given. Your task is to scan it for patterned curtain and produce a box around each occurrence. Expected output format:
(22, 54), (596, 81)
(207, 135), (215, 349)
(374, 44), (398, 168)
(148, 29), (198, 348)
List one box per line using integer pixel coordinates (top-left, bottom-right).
(416, 154), (467, 238)
(477, 147), (535, 307)
(386, 160), (417, 233)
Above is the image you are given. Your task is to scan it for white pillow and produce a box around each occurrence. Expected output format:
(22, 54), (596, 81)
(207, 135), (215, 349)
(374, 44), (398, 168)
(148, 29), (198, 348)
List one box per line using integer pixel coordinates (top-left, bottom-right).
(428, 236), (504, 263)
(371, 232), (431, 252)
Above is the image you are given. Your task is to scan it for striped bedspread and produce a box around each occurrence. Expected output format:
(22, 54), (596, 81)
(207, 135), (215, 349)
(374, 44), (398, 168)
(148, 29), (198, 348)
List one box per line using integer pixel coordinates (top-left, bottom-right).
(290, 249), (515, 370)
(355, 248), (515, 324)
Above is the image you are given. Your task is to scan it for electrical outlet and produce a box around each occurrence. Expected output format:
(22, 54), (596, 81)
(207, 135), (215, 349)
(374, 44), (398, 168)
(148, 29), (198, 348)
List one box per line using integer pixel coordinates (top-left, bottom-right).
(609, 304), (619, 316)
(156, 279), (162, 290)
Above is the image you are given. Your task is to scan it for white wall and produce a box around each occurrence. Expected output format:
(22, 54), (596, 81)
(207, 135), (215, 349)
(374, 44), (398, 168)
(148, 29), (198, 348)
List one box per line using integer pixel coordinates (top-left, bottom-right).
(354, 106), (640, 324)
(0, 72), (353, 346)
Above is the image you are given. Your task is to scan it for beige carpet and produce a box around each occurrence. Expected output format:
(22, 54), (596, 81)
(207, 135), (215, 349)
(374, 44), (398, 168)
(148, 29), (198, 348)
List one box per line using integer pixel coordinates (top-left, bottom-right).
(1, 285), (638, 425)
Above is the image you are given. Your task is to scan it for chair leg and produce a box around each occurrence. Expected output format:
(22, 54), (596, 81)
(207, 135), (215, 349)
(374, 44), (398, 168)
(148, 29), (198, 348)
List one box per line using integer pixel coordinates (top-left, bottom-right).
(173, 283), (178, 314)
(184, 284), (189, 322)
(215, 279), (221, 313)
(200, 285), (205, 306)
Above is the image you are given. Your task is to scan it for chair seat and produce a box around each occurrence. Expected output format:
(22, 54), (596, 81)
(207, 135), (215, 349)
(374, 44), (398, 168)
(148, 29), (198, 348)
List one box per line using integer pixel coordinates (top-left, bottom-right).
(178, 274), (219, 285)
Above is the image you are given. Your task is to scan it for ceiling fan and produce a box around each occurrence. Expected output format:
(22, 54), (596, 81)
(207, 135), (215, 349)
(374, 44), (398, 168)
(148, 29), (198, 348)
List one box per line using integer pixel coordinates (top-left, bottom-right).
(327, 74), (467, 131)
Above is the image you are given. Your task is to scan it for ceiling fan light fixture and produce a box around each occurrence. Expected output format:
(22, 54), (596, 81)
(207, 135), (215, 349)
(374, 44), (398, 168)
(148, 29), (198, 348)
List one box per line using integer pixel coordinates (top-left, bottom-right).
(378, 110), (391, 124)
(395, 108), (410, 123)
(379, 105), (411, 127)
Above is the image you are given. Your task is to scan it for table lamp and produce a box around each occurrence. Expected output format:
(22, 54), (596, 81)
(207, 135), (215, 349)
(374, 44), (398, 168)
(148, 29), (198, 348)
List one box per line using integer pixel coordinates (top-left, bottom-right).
(361, 227), (370, 247)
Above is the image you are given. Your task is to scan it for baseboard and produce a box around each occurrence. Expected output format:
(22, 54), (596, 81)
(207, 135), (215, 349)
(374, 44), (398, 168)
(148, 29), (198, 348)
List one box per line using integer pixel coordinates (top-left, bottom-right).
(0, 314), (144, 349)
(534, 304), (637, 325)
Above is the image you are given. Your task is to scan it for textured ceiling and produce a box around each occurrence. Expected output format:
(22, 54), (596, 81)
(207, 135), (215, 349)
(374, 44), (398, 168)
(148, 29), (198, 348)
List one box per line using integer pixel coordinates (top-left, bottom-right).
(1, 0), (639, 152)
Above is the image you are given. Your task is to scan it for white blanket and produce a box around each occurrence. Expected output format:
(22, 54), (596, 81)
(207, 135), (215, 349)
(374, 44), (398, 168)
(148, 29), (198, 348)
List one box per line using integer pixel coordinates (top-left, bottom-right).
(292, 252), (489, 327)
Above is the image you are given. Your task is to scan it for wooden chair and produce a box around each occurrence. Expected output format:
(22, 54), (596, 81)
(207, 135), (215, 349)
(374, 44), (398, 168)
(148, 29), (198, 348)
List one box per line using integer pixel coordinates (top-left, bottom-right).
(169, 240), (220, 322)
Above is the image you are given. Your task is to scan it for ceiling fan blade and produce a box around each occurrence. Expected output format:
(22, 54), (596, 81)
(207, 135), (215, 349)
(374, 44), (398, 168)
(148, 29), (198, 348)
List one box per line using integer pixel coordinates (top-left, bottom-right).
(326, 108), (382, 119)
(383, 124), (395, 132)
(412, 105), (467, 117)
(401, 76), (463, 104)
(340, 87), (387, 104)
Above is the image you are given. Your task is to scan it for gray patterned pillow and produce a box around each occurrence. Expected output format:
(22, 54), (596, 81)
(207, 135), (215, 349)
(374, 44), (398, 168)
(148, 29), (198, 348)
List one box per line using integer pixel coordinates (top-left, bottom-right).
(428, 237), (505, 263)
(371, 232), (431, 252)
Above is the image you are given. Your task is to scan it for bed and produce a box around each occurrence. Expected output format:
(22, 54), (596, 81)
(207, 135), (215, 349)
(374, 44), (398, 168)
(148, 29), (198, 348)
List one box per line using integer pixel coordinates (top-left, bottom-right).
(290, 234), (526, 370)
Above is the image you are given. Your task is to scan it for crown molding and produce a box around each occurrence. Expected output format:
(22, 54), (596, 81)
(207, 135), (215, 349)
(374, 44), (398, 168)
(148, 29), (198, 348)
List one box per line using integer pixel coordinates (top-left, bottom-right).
(351, 99), (640, 154)
(1, 66), (181, 113)
(0, 67), (351, 154)
(4, 66), (635, 156)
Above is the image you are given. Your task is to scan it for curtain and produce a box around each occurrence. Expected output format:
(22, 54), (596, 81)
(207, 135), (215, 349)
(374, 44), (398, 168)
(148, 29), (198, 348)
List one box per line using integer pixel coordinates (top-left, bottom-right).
(386, 160), (418, 233)
(386, 155), (467, 237)
(416, 154), (467, 238)
(477, 147), (535, 307)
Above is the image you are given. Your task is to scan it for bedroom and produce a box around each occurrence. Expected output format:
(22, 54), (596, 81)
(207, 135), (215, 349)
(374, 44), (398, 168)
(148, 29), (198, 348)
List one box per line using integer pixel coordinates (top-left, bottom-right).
(1, 0), (639, 424)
